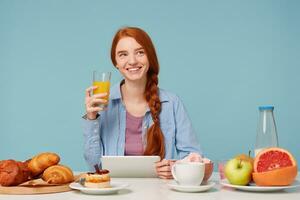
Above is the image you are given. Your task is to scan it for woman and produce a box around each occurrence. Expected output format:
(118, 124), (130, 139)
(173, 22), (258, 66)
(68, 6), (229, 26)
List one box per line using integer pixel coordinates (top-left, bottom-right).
(83, 27), (202, 179)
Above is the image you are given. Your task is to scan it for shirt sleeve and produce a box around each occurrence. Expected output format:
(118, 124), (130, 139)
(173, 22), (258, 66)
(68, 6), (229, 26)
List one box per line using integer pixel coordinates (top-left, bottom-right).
(173, 96), (203, 159)
(82, 114), (103, 171)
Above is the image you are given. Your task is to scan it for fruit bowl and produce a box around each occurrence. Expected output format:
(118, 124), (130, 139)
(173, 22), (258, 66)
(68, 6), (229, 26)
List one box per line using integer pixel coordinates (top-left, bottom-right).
(203, 162), (214, 182)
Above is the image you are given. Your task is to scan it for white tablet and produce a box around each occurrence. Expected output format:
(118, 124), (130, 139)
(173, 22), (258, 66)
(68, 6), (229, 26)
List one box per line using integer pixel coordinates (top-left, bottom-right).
(101, 156), (160, 178)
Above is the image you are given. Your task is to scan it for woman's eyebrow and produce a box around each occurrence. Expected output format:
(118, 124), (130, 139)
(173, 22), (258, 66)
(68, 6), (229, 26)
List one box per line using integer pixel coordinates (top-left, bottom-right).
(135, 47), (144, 51)
(117, 50), (127, 54)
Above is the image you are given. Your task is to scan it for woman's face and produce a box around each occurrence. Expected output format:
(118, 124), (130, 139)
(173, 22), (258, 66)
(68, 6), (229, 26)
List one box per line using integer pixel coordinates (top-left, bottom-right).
(115, 37), (149, 82)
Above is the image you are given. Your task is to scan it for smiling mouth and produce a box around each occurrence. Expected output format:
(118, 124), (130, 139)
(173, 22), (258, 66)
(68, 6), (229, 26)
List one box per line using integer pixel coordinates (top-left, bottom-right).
(126, 66), (142, 72)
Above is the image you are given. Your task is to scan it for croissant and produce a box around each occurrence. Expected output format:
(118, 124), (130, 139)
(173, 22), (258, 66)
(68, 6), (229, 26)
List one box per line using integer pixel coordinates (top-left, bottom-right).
(42, 165), (74, 184)
(28, 152), (60, 176)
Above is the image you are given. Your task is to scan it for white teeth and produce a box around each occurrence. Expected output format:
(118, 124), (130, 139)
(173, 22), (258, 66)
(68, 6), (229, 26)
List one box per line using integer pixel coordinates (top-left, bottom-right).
(128, 67), (140, 71)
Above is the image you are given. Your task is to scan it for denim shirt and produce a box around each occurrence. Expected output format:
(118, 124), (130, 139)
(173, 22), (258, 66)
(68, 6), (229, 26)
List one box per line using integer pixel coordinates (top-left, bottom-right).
(83, 82), (202, 170)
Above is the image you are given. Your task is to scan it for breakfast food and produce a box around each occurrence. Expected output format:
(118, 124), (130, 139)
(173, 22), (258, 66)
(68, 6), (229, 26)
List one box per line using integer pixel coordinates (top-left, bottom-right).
(225, 158), (253, 185)
(28, 152), (60, 176)
(42, 165), (74, 184)
(0, 152), (74, 187)
(235, 151), (254, 167)
(0, 160), (31, 186)
(252, 147), (298, 186)
(235, 151), (254, 182)
(83, 170), (111, 188)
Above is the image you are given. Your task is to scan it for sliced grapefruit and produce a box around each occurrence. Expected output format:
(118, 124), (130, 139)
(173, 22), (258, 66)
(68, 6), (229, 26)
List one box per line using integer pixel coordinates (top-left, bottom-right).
(253, 147), (298, 186)
(252, 166), (297, 186)
(254, 147), (297, 173)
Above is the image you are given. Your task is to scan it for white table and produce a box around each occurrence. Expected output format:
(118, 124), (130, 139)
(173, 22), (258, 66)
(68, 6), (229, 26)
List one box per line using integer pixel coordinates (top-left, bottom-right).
(0, 173), (299, 200)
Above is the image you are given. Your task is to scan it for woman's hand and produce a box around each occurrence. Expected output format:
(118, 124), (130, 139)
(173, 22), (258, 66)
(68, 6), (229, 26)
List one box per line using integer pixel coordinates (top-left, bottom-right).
(85, 86), (108, 120)
(155, 159), (176, 179)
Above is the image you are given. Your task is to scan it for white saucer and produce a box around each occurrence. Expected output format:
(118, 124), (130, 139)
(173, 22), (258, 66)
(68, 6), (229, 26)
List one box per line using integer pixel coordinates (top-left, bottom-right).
(220, 179), (300, 192)
(167, 181), (216, 193)
(69, 182), (129, 195)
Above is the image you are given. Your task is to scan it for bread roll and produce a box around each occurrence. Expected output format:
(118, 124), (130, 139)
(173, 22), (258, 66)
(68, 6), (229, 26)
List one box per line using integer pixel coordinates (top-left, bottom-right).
(28, 152), (60, 176)
(42, 165), (74, 184)
(0, 159), (31, 186)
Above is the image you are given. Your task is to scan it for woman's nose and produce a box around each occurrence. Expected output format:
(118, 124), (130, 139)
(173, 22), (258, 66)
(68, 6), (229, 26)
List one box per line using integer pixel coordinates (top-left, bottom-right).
(128, 54), (137, 65)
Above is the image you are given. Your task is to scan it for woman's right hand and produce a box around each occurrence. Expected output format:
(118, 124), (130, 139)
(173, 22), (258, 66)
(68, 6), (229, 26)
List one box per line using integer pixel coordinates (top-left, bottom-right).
(85, 86), (108, 120)
(155, 159), (176, 179)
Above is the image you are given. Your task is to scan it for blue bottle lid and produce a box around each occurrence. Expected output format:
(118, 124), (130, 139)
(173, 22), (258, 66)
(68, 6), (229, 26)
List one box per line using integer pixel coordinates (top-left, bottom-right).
(259, 105), (274, 111)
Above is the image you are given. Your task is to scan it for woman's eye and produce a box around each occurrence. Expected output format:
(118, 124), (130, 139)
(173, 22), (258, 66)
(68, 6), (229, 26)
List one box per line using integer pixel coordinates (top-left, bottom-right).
(137, 50), (145, 56)
(119, 53), (127, 58)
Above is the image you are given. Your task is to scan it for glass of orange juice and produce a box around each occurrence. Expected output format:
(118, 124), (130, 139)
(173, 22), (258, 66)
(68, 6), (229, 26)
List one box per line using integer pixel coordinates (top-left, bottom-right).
(92, 71), (111, 109)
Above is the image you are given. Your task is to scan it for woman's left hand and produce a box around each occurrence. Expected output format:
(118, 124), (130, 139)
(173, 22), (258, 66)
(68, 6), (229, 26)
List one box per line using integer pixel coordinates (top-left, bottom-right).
(155, 159), (176, 179)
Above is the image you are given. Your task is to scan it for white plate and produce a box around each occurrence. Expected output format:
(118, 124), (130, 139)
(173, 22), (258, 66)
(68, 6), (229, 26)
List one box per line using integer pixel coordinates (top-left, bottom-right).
(167, 181), (216, 193)
(69, 182), (129, 195)
(220, 179), (300, 192)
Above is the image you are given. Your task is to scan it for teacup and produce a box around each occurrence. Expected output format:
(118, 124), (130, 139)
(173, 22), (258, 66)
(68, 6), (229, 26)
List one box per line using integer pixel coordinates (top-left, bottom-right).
(171, 162), (205, 186)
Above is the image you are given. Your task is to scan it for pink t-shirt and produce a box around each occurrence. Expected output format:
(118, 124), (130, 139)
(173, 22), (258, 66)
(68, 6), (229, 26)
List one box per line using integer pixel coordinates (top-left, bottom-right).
(125, 111), (144, 155)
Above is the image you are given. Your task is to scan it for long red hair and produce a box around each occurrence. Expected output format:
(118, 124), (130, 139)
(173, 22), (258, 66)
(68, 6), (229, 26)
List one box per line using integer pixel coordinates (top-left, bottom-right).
(111, 27), (165, 159)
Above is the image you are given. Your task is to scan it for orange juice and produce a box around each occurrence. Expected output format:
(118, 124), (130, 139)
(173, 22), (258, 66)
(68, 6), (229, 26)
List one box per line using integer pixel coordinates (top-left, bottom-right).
(93, 81), (110, 103)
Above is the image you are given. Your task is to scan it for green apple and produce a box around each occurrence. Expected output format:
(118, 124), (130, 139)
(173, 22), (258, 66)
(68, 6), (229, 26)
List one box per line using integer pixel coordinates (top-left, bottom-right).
(224, 158), (253, 185)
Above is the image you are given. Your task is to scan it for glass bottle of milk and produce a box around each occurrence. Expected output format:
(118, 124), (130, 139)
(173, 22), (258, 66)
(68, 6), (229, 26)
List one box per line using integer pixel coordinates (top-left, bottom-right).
(255, 106), (279, 156)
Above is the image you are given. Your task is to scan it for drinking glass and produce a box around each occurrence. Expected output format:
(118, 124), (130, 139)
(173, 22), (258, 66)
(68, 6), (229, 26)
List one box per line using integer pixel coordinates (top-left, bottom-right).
(92, 71), (111, 109)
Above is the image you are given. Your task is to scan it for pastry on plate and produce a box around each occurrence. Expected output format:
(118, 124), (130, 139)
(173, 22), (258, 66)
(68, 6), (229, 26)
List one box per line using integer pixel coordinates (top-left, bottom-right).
(83, 170), (111, 188)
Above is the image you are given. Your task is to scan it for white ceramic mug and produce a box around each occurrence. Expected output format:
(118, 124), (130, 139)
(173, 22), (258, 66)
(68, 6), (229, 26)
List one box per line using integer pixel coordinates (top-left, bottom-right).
(171, 162), (205, 186)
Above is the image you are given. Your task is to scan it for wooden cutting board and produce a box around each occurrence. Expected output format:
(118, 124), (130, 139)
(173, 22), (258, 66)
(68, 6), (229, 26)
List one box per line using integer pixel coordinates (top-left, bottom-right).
(0, 176), (79, 195)
(0, 184), (71, 195)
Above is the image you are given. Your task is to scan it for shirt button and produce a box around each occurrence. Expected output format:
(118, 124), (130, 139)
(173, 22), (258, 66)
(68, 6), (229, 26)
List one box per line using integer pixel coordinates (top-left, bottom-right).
(94, 129), (97, 133)
(94, 122), (97, 125)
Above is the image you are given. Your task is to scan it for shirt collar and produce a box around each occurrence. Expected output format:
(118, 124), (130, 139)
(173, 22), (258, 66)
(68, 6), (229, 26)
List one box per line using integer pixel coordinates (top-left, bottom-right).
(110, 81), (123, 100)
(110, 80), (169, 103)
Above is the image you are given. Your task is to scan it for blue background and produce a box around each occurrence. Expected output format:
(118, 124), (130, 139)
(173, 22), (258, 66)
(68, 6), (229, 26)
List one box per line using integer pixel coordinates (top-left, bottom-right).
(1, 0), (299, 171)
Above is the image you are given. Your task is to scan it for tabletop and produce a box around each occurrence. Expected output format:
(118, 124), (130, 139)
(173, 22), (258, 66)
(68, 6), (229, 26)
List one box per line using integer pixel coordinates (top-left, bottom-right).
(0, 173), (299, 200)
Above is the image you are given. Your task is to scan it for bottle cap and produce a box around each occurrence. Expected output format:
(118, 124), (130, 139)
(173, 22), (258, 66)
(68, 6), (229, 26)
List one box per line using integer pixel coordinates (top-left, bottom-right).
(259, 105), (274, 111)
